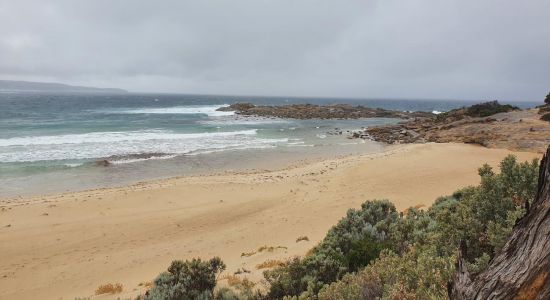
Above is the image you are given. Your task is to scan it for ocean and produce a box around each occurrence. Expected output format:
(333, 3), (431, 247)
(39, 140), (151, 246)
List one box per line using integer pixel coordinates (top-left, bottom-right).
(0, 92), (539, 197)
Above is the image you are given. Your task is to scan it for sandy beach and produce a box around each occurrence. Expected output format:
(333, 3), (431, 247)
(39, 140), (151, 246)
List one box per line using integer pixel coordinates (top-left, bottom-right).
(0, 143), (542, 300)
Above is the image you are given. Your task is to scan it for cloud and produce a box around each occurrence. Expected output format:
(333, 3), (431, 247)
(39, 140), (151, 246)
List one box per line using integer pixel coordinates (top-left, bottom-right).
(0, 0), (549, 101)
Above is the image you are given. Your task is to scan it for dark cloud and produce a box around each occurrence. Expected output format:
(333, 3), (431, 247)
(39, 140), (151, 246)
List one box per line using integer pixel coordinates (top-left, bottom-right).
(1, 0), (549, 100)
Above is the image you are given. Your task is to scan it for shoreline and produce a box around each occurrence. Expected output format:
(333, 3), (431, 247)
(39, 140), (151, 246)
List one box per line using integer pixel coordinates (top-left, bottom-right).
(0, 143), (542, 300)
(0, 139), (385, 201)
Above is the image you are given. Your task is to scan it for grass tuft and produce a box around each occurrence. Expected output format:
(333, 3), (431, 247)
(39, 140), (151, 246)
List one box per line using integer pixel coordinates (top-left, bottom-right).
(241, 251), (256, 257)
(138, 281), (154, 288)
(256, 259), (287, 269)
(296, 236), (309, 243)
(95, 283), (123, 295)
(241, 245), (287, 257)
(257, 245), (287, 252)
(220, 274), (255, 289)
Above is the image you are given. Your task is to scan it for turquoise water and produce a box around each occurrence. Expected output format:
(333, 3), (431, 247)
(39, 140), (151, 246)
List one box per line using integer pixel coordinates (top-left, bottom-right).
(0, 92), (539, 197)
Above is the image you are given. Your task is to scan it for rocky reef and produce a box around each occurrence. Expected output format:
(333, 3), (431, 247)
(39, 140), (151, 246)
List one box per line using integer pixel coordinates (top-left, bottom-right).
(217, 102), (433, 119)
(361, 101), (550, 153)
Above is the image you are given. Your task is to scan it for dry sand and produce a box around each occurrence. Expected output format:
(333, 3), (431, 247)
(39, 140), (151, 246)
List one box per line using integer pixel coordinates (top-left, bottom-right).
(0, 143), (542, 300)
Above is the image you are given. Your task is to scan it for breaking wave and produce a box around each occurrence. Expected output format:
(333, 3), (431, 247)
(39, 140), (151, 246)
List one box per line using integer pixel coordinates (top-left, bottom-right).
(0, 129), (287, 162)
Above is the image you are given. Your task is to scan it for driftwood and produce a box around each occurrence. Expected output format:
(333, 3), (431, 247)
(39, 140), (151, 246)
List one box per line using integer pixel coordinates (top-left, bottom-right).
(449, 145), (550, 299)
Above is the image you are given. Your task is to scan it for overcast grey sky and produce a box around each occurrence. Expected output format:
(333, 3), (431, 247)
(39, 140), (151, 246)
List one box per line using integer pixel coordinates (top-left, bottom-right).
(1, 0), (549, 100)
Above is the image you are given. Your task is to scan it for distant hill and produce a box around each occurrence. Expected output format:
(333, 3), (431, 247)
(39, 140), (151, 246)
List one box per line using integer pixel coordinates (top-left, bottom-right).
(0, 80), (127, 93)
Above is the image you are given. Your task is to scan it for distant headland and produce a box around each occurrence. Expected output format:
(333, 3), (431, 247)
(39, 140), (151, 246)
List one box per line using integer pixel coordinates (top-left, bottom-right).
(0, 80), (127, 93)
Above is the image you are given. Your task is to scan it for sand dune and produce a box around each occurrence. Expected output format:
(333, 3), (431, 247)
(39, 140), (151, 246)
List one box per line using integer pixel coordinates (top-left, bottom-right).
(0, 143), (541, 300)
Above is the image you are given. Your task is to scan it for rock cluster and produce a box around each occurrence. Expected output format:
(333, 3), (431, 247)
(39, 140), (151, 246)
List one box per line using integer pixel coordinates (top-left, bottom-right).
(218, 103), (433, 119)
(364, 104), (550, 153)
(362, 125), (425, 144)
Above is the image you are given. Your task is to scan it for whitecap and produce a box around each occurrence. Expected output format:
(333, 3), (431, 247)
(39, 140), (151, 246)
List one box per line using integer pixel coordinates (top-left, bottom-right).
(0, 129), (258, 147)
(109, 104), (234, 117)
(0, 129), (289, 163)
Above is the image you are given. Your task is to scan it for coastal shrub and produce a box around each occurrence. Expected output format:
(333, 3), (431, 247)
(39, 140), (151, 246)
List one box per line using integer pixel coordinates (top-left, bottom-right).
(263, 200), (399, 298)
(545, 91), (550, 104)
(214, 288), (241, 300)
(318, 246), (455, 300)
(137, 156), (540, 300)
(435, 100), (518, 123)
(465, 100), (518, 117)
(143, 257), (225, 300)
(541, 112), (550, 122)
(539, 104), (550, 113)
(431, 156), (538, 267)
(264, 155), (539, 299)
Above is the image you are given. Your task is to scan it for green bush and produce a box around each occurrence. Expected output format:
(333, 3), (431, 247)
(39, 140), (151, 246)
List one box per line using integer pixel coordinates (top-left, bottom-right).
(464, 100), (518, 117)
(266, 155), (539, 299)
(139, 155), (539, 300)
(541, 112), (550, 122)
(319, 246), (455, 300)
(431, 156), (538, 266)
(144, 257), (226, 300)
(435, 100), (518, 123)
(263, 200), (398, 298)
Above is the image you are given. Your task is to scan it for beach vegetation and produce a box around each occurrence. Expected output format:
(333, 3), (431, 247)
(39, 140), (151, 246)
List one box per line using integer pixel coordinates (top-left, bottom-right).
(435, 100), (518, 122)
(241, 245), (287, 258)
(256, 259), (287, 269)
(141, 257), (225, 300)
(140, 155), (539, 300)
(464, 100), (518, 117)
(233, 268), (251, 275)
(95, 283), (123, 295)
(263, 199), (398, 298)
(295, 236), (309, 243)
(263, 155), (538, 299)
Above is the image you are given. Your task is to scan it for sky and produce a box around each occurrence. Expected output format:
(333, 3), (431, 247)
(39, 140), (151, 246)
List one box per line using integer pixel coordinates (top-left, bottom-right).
(1, 0), (549, 101)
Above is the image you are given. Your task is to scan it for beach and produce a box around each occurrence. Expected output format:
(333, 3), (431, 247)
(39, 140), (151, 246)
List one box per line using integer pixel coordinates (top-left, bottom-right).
(0, 142), (541, 300)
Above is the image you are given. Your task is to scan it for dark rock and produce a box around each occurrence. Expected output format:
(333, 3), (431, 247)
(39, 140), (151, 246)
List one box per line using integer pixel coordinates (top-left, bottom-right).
(95, 159), (111, 167)
(218, 102), (434, 120)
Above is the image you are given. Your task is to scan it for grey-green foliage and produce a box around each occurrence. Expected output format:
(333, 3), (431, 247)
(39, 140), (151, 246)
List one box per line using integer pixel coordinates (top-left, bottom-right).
(431, 155), (539, 265)
(284, 155), (540, 299)
(318, 246), (455, 300)
(263, 200), (398, 299)
(139, 155), (539, 300)
(214, 288), (242, 300)
(144, 257), (226, 300)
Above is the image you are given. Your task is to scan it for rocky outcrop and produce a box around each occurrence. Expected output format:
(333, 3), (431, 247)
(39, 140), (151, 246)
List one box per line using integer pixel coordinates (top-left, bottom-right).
(448, 144), (550, 299)
(363, 104), (550, 153)
(218, 103), (434, 119)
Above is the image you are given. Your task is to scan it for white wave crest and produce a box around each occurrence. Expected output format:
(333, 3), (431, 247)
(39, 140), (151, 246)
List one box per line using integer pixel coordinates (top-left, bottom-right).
(0, 129), (288, 162)
(116, 105), (234, 117)
(0, 129), (257, 147)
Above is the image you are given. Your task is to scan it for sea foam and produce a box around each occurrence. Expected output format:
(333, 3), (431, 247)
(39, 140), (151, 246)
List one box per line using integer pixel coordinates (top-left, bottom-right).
(0, 129), (258, 147)
(0, 129), (287, 162)
(115, 105), (235, 117)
